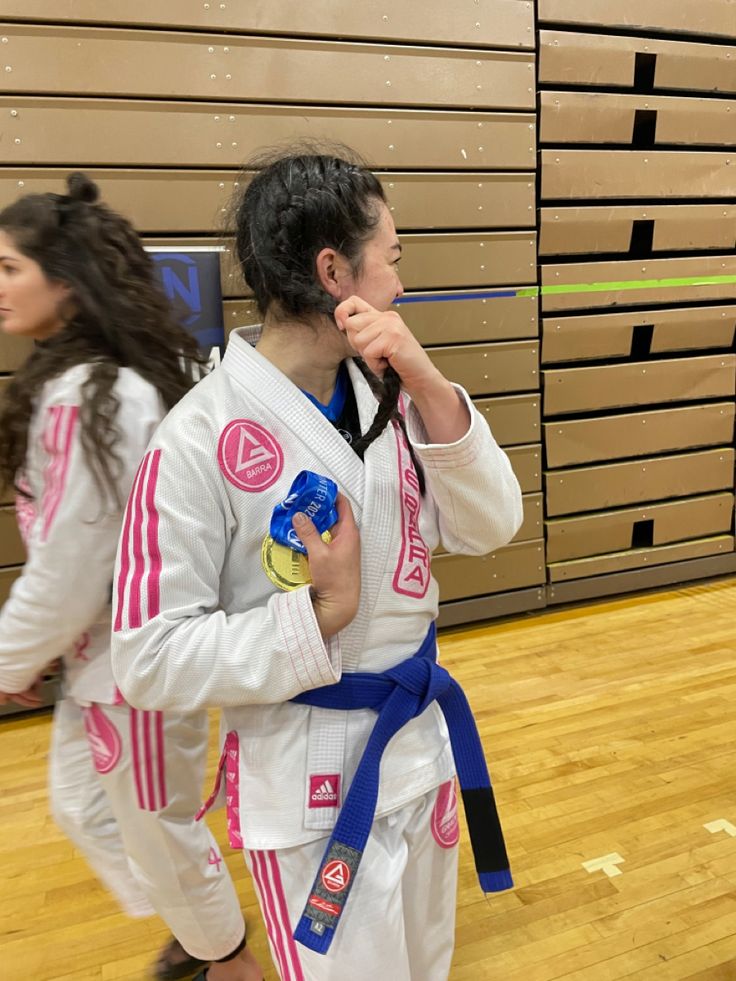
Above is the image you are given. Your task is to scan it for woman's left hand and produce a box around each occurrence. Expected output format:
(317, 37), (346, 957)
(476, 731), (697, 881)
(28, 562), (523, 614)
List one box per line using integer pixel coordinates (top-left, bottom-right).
(334, 295), (441, 398)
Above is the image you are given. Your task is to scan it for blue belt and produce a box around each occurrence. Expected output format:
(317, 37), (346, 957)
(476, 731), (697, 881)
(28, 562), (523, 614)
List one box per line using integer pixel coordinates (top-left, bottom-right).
(291, 622), (512, 954)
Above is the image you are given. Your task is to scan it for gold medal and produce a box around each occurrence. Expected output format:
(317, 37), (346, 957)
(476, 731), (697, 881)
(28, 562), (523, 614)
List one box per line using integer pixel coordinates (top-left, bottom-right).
(261, 530), (332, 591)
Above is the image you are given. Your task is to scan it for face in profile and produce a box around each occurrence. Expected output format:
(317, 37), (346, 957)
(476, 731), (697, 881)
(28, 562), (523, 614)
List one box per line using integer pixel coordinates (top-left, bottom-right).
(0, 230), (70, 340)
(340, 201), (404, 312)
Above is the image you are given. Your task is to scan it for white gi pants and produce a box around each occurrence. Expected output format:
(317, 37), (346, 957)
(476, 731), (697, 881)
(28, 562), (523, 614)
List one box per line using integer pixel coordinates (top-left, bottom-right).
(245, 782), (459, 981)
(49, 697), (245, 961)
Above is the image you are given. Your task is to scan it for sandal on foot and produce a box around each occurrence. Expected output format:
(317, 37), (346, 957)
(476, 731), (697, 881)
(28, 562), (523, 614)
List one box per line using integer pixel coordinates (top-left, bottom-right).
(154, 936), (209, 981)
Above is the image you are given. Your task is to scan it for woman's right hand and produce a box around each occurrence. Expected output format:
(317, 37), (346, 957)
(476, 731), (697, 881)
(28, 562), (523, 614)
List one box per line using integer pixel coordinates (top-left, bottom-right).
(292, 492), (361, 638)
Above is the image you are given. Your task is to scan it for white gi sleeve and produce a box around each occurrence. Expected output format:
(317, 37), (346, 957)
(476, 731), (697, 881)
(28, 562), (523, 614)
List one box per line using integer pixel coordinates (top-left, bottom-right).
(110, 424), (341, 713)
(404, 384), (523, 556)
(0, 401), (120, 692)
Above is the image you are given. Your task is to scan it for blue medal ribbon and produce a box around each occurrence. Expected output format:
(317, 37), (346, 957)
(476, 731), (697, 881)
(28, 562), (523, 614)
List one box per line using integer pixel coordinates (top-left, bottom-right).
(270, 470), (339, 555)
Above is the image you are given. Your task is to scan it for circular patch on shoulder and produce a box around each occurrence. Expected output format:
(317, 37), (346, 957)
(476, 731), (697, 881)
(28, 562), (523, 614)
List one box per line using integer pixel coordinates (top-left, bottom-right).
(217, 420), (284, 492)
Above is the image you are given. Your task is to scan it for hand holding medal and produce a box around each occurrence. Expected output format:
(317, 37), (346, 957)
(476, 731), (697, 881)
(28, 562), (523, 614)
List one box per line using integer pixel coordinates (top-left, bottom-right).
(262, 471), (361, 638)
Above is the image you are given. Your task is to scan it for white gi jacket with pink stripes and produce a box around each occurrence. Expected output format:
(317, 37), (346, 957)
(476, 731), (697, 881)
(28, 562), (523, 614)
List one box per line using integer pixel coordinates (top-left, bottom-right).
(0, 364), (163, 702)
(111, 327), (522, 849)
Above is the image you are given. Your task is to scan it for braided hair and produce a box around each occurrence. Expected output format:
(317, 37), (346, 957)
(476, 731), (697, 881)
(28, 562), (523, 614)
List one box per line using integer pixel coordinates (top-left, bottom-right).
(231, 145), (425, 492)
(0, 172), (205, 505)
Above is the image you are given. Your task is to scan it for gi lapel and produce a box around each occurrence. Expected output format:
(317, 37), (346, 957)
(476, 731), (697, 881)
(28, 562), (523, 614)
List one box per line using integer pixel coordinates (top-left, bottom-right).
(223, 330), (366, 514)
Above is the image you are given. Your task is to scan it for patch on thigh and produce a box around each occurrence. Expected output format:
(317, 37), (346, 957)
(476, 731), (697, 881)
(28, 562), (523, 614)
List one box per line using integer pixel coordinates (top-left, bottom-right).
(431, 779), (460, 849)
(82, 704), (122, 774)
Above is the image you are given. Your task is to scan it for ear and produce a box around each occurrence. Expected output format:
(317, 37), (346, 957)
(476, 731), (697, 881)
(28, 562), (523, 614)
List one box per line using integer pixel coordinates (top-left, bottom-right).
(315, 246), (352, 300)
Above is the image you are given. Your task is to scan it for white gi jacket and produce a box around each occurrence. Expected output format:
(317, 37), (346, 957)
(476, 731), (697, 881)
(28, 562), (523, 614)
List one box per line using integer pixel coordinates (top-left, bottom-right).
(0, 364), (164, 703)
(111, 327), (522, 849)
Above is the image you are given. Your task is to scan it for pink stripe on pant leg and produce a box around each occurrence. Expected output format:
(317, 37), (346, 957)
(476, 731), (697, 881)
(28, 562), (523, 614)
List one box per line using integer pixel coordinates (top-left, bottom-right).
(142, 710), (157, 811)
(155, 711), (167, 809)
(129, 708), (146, 810)
(267, 850), (305, 981)
(249, 850), (290, 981)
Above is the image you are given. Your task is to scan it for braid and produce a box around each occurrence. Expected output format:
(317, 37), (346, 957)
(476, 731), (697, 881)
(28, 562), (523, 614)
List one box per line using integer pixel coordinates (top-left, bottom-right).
(352, 361), (426, 496)
(231, 144), (386, 322)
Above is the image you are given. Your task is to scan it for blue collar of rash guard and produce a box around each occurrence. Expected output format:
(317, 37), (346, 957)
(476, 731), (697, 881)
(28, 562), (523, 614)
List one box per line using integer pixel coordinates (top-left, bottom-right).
(301, 363), (348, 423)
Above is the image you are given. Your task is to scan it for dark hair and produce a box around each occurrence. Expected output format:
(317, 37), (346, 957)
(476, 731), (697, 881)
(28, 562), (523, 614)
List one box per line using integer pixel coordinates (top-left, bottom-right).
(0, 172), (205, 506)
(230, 144), (424, 491)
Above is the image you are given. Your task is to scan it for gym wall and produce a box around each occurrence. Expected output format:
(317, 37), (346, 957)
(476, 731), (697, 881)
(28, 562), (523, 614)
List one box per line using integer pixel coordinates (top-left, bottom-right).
(0, 0), (733, 632)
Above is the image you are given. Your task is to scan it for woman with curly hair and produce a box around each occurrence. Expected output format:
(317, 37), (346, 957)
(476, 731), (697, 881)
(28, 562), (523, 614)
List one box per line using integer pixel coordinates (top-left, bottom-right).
(0, 173), (262, 981)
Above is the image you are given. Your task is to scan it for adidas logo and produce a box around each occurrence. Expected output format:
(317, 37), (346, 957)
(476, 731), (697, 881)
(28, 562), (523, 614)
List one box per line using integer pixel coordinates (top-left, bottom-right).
(311, 779), (338, 802)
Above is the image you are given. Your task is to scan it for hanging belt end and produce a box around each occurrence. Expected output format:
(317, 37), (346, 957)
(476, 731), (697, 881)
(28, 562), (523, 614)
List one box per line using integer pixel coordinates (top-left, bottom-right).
(479, 868), (514, 893)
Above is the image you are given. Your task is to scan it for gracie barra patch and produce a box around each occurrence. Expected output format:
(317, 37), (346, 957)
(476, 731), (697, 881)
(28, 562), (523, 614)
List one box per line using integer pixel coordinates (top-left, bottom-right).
(305, 841), (361, 931)
(217, 420), (284, 492)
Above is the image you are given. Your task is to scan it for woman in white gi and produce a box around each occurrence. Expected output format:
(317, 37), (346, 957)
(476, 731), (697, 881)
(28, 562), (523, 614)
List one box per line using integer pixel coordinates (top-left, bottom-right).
(111, 148), (523, 980)
(0, 174), (262, 981)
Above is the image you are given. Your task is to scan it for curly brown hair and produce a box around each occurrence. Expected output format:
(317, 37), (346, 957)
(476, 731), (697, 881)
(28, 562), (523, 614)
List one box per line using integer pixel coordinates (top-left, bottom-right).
(0, 172), (205, 506)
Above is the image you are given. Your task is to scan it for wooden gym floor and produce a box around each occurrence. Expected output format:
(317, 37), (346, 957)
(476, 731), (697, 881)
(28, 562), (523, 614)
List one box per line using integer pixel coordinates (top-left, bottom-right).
(1, 578), (734, 980)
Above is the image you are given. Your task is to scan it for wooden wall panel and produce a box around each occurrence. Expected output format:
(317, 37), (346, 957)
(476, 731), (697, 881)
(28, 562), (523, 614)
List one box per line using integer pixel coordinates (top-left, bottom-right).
(1, 98), (536, 171)
(544, 403), (735, 467)
(546, 493), (734, 563)
(0, 567), (21, 606)
(0, 508), (24, 567)
(537, 0), (736, 40)
(427, 341), (538, 397)
(506, 445), (542, 494)
(396, 233), (537, 289)
(475, 394), (541, 447)
(432, 539), (546, 601)
(0, 26), (536, 110)
(1, 1), (537, 49)
(540, 205), (736, 257)
(541, 92), (736, 147)
(548, 536), (734, 581)
(145, 234), (538, 297)
(539, 32), (736, 94)
(0, 169), (536, 233)
(0, 333), (33, 373)
(546, 448), (735, 517)
(541, 256), (736, 313)
(397, 291), (538, 345)
(223, 294), (539, 347)
(541, 151), (736, 200)
(542, 306), (736, 364)
(543, 355), (736, 415)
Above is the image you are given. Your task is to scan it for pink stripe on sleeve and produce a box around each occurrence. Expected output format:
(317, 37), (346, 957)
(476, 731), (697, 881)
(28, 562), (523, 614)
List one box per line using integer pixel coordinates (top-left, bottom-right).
(40, 406), (79, 542)
(127, 452), (151, 629)
(114, 456), (146, 632)
(144, 449), (162, 619)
